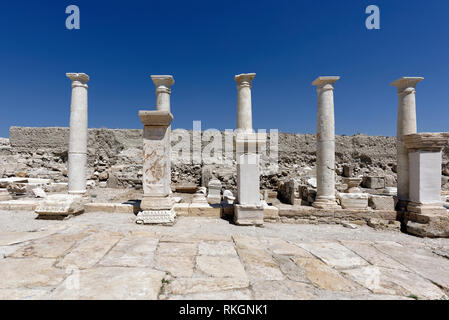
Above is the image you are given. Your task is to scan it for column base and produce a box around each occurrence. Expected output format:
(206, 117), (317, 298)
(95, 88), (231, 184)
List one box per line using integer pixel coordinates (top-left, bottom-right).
(136, 209), (176, 225)
(141, 196), (174, 211)
(35, 194), (84, 219)
(312, 198), (341, 210)
(234, 204), (264, 226)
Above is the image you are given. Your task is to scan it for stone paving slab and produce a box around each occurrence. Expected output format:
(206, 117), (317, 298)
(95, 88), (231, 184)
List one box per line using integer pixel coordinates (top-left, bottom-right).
(0, 212), (448, 300)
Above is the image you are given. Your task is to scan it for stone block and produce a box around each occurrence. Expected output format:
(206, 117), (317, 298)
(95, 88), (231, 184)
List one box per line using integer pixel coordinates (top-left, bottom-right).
(338, 193), (369, 210)
(173, 203), (190, 216)
(278, 179), (297, 205)
(234, 204), (264, 226)
(343, 164), (354, 178)
(368, 195), (395, 211)
(188, 203), (221, 217)
(207, 179), (222, 204)
(35, 194), (84, 217)
(362, 176), (385, 189)
(263, 204), (279, 220)
(136, 209), (175, 225)
(0, 189), (12, 201)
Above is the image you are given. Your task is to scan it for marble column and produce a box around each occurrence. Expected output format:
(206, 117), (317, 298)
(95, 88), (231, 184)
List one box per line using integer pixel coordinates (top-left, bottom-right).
(136, 110), (175, 225)
(391, 77), (423, 210)
(235, 73), (256, 133)
(151, 75), (174, 112)
(312, 76), (340, 209)
(234, 73), (265, 226)
(66, 73), (89, 195)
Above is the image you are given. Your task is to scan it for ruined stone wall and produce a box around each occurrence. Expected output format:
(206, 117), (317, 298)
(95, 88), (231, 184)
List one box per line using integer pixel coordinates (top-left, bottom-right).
(1, 127), (449, 192)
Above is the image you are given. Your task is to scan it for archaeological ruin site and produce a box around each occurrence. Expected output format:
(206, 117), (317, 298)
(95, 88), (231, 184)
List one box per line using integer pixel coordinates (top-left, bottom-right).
(1, 73), (449, 300)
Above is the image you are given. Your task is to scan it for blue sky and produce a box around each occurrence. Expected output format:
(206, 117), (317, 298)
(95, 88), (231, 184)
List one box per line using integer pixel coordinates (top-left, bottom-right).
(0, 0), (448, 137)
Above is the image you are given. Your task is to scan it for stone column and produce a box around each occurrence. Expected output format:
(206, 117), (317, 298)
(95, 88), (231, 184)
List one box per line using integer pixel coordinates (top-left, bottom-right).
(233, 73), (265, 225)
(66, 73), (89, 195)
(312, 76), (340, 209)
(151, 75), (174, 112)
(235, 73), (256, 133)
(403, 133), (449, 238)
(391, 77), (423, 210)
(136, 110), (175, 225)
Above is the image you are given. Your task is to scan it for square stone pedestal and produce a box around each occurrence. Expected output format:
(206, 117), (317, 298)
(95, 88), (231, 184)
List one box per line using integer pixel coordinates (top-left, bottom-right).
(35, 194), (84, 219)
(338, 193), (369, 210)
(403, 133), (449, 238)
(234, 204), (264, 226)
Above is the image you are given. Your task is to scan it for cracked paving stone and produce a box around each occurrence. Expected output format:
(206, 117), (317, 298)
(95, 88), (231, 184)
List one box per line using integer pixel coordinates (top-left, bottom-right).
(298, 242), (369, 269)
(154, 255), (195, 277)
(99, 235), (158, 267)
(166, 277), (250, 295)
(340, 241), (410, 272)
(156, 242), (198, 257)
(198, 241), (237, 256)
(252, 280), (318, 300)
(10, 233), (89, 259)
(294, 257), (360, 292)
(262, 238), (313, 257)
(57, 231), (123, 269)
(196, 256), (247, 279)
(0, 257), (65, 289)
(46, 267), (166, 300)
(342, 266), (448, 300)
(167, 288), (253, 300)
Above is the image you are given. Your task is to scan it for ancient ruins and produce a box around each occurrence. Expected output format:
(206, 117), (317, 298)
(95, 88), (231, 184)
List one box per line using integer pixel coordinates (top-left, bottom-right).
(0, 73), (448, 239)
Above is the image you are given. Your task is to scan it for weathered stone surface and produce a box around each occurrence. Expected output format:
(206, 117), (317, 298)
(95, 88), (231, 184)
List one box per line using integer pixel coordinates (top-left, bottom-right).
(0, 258), (65, 289)
(233, 236), (284, 282)
(362, 176), (385, 189)
(166, 278), (250, 295)
(374, 241), (449, 291)
(35, 194), (84, 216)
(234, 204), (264, 226)
(168, 289), (252, 300)
(99, 235), (158, 267)
(343, 266), (447, 300)
(10, 233), (88, 258)
(155, 255), (195, 277)
(198, 241), (237, 256)
(0, 288), (49, 300)
(262, 238), (312, 257)
(48, 267), (165, 300)
(57, 231), (122, 269)
(294, 257), (360, 292)
(188, 203), (221, 217)
(252, 280), (317, 300)
(156, 242), (198, 256)
(369, 195), (395, 211)
(340, 241), (409, 271)
(298, 242), (368, 269)
(338, 193), (369, 210)
(196, 256), (247, 279)
(278, 179), (298, 205)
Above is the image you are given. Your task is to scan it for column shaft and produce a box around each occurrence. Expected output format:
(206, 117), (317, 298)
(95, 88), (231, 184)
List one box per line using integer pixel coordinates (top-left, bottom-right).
(66, 73), (89, 195)
(391, 77), (423, 209)
(235, 73), (256, 132)
(312, 76), (340, 209)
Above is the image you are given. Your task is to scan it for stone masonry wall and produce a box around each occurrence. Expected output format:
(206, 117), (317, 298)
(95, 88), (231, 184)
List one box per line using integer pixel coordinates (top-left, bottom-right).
(1, 127), (449, 192)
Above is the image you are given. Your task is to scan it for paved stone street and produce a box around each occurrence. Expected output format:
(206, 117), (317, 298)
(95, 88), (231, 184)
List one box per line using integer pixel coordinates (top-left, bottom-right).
(0, 211), (449, 300)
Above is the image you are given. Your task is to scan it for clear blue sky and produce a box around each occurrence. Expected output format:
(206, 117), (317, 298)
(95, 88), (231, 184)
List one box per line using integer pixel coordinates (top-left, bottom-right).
(0, 0), (448, 138)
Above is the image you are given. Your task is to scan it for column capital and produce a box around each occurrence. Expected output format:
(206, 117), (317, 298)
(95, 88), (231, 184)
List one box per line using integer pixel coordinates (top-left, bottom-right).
(391, 77), (423, 94)
(403, 132), (448, 151)
(66, 73), (90, 88)
(138, 110), (173, 127)
(312, 76), (340, 90)
(235, 73), (256, 88)
(151, 75), (175, 94)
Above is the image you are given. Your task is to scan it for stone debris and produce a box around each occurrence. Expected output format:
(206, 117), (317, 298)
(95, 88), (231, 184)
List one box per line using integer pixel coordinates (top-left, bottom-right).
(35, 194), (84, 218)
